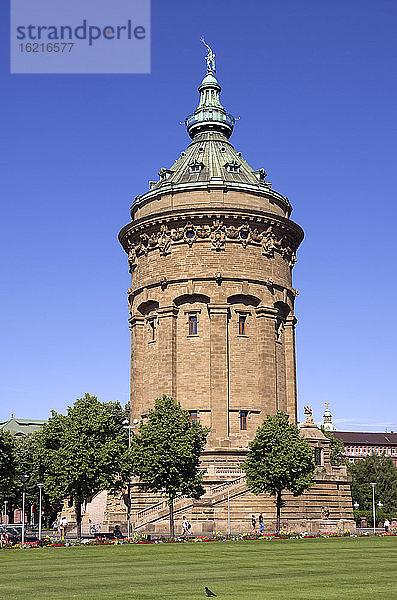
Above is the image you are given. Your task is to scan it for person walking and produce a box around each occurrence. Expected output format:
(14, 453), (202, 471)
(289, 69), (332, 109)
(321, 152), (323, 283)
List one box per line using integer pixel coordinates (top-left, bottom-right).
(384, 519), (390, 533)
(52, 519), (58, 538)
(251, 515), (257, 534)
(181, 516), (190, 537)
(258, 513), (264, 534)
(59, 516), (68, 540)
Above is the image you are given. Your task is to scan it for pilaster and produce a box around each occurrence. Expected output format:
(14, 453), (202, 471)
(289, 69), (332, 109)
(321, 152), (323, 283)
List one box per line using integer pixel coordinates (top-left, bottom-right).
(129, 314), (145, 421)
(255, 306), (278, 415)
(208, 304), (230, 442)
(284, 315), (298, 423)
(156, 306), (179, 400)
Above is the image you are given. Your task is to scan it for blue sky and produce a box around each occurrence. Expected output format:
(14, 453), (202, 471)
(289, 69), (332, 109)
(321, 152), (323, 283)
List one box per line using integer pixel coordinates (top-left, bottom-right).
(1, 0), (396, 431)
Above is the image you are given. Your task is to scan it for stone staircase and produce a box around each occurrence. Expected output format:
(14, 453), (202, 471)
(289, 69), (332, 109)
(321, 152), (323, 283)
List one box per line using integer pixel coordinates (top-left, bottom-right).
(133, 475), (247, 533)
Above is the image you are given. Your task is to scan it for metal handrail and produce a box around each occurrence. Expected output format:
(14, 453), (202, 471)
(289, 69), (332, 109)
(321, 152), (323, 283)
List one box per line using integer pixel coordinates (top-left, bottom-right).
(185, 111), (235, 128)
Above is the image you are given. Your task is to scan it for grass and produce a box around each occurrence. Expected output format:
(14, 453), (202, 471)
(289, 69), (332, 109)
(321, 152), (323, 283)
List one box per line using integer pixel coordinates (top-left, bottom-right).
(0, 537), (396, 599)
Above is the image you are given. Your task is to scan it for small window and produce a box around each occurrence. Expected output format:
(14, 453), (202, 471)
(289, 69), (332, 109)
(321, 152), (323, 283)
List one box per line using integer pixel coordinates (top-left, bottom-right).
(314, 447), (322, 466)
(239, 411), (248, 430)
(188, 315), (198, 335)
(147, 319), (155, 341)
(189, 161), (204, 173)
(238, 315), (246, 335)
(189, 411), (198, 424)
(224, 161), (240, 173)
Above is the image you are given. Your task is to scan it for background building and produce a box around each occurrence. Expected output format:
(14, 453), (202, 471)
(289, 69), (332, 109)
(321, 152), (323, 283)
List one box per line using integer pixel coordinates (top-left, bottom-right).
(333, 431), (397, 467)
(321, 404), (397, 467)
(0, 416), (45, 438)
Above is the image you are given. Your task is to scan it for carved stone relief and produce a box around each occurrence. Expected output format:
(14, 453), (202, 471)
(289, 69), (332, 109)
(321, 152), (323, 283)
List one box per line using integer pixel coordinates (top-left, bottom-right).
(123, 217), (298, 269)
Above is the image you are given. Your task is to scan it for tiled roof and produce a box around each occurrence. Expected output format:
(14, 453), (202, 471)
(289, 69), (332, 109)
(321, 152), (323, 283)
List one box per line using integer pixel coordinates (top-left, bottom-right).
(333, 431), (397, 445)
(0, 417), (46, 436)
(149, 131), (267, 190)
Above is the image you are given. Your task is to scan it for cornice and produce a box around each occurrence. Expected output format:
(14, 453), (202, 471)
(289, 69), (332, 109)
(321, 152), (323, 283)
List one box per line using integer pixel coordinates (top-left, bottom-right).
(130, 275), (298, 303)
(119, 207), (303, 248)
(131, 180), (292, 217)
(119, 211), (303, 274)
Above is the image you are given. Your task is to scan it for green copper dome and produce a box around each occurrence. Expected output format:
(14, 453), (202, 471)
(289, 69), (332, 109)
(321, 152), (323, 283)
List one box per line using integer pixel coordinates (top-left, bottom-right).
(185, 40), (235, 139)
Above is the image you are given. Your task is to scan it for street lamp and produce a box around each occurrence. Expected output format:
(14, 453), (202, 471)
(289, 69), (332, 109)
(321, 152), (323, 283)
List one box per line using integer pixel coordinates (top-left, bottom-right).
(20, 474), (29, 544)
(37, 484), (44, 541)
(226, 481), (231, 537)
(370, 482), (376, 534)
(3, 500), (8, 525)
(377, 501), (383, 509)
(353, 502), (359, 510)
(123, 418), (139, 539)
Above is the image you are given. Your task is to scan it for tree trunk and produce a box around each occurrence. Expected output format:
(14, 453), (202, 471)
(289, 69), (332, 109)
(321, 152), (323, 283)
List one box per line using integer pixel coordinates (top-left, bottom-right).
(276, 490), (282, 534)
(75, 502), (82, 540)
(169, 497), (174, 539)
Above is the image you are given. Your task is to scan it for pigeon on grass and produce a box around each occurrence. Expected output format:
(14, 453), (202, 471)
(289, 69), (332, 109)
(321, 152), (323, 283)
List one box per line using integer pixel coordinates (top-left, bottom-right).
(205, 587), (217, 597)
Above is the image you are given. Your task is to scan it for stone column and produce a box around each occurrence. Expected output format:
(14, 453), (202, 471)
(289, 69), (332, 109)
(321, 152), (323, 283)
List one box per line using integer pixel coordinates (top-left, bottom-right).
(256, 306), (278, 416)
(284, 315), (298, 423)
(208, 304), (230, 442)
(129, 314), (145, 421)
(156, 306), (179, 400)
(276, 333), (287, 413)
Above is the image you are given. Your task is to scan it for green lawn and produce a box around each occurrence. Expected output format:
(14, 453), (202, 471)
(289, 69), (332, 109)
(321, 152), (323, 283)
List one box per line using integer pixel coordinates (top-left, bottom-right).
(0, 537), (396, 599)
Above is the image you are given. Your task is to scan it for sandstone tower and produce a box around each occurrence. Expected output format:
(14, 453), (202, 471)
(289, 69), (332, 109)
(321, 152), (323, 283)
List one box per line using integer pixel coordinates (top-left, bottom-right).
(118, 46), (354, 534)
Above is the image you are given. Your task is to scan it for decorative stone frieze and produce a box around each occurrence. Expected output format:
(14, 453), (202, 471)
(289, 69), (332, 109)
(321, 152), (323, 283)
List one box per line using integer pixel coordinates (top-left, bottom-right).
(122, 216), (299, 269)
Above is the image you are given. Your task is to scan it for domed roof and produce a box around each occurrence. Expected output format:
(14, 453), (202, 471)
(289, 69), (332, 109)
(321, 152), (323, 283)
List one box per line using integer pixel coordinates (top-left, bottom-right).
(200, 73), (220, 87)
(132, 41), (292, 217)
(150, 131), (268, 189)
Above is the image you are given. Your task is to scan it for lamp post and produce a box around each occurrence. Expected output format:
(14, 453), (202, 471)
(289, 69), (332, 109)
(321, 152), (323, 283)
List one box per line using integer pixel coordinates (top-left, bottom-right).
(226, 481), (231, 537)
(353, 502), (359, 510)
(3, 500), (8, 525)
(377, 501), (383, 509)
(123, 418), (138, 539)
(20, 474), (29, 544)
(37, 484), (44, 541)
(370, 482), (376, 534)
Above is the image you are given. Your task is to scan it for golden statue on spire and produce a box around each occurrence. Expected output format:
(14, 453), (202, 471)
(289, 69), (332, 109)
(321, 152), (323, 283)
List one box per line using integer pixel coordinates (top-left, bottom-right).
(201, 37), (216, 74)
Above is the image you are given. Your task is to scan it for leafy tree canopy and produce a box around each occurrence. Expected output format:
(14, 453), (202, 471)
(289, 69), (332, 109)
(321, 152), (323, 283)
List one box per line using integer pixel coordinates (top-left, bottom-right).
(34, 394), (129, 537)
(243, 411), (315, 532)
(131, 395), (209, 536)
(0, 430), (17, 499)
(348, 453), (397, 513)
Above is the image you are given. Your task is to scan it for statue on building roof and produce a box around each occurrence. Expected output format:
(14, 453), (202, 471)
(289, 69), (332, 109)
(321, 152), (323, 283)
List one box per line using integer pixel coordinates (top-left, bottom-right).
(304, 405), (314, 424)
(201, 37), (216, 74)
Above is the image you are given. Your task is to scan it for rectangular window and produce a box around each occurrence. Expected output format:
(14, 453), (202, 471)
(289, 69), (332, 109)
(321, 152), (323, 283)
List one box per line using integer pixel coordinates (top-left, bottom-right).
(188, 315), (198, 335)
(238, 314), (246, 335)
(314, 447), (322, 466)
(239, 411), (248, 430)
(148, 319), (155, 341)
(189, 411), (198, 424)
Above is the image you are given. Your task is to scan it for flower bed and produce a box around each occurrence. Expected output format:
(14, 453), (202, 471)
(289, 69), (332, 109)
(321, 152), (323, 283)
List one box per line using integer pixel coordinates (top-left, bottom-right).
(1, 529), (396, 551)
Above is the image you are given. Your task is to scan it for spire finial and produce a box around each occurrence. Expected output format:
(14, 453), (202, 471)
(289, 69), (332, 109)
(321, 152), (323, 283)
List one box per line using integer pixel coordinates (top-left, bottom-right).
(325, 402), (329, 410)
(201, 36), (216, 74)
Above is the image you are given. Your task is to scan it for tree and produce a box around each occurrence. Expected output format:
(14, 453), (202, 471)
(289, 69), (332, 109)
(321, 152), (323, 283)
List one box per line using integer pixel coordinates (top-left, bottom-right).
(0, 430), (17, 501)
(34, 394), (129, 538)
(12, 434), (61, 527)
(348, 453), (397, 514)
(243, 411), (315, 533)
(131, 395), (209, 537)
(320, 428), (346, 465)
